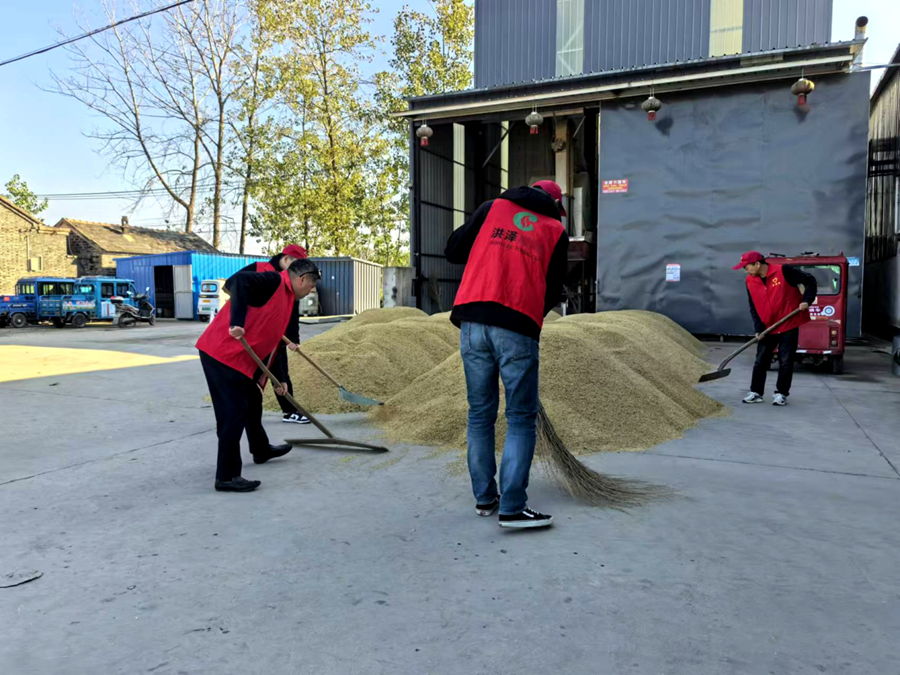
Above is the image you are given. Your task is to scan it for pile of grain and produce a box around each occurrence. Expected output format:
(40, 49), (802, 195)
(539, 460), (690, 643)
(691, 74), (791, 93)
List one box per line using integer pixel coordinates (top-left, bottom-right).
(264, 307), (458, 414)
(370, 310), (724, 454)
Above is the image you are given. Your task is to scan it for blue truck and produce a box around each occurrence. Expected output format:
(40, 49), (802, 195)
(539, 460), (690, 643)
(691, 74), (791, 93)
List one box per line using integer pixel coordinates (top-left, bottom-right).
(0, 276), (139, 328)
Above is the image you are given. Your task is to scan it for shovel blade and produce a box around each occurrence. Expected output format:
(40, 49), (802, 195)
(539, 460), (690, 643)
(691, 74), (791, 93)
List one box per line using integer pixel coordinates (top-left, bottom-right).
(339, 387), (384, 407)
(698, 368), (731, 383)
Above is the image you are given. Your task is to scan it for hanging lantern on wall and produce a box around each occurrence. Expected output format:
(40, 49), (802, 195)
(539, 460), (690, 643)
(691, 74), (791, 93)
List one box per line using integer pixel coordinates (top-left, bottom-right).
(416, 121), (433, 147)
(791, 77), (815, 106)
(641, 95), (662, 121)
(525, 109), (544, 135)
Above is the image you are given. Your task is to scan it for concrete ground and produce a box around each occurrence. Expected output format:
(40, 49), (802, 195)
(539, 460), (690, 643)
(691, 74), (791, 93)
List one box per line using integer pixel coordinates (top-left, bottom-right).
(1, 321), (898, 675)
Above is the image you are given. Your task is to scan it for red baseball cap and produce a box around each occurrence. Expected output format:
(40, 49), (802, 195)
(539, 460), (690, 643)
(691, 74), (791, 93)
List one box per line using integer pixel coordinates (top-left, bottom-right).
(732, 251), (765, 270)
(282, 244), (308, 259)
(532, 180), (567, 217)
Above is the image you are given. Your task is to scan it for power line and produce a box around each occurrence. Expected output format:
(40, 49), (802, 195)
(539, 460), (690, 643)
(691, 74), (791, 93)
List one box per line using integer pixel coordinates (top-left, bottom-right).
(0, 0), (195, 68)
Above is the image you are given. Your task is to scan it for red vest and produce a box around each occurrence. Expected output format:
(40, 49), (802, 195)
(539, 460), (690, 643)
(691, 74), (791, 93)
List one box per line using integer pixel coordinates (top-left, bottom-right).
(453, 198), (565, 329)
(746, 264), (810, 334)
(196, 270), (295, 378)
(256, 261), (276, 273)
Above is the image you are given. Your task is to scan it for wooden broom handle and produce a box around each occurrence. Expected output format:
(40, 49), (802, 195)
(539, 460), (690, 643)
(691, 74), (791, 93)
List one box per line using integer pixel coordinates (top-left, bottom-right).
(281, 336), (343, 389)
(239, 337), (334, 439)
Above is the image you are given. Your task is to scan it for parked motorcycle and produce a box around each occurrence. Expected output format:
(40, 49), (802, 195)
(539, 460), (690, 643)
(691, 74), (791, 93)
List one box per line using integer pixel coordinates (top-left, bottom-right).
(113, 289), (156, 327)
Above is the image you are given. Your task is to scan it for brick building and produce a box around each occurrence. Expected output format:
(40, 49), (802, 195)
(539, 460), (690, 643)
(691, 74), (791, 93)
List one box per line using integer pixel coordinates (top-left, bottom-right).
(0, 195), (77, 293)
(58, 218), (217, 276)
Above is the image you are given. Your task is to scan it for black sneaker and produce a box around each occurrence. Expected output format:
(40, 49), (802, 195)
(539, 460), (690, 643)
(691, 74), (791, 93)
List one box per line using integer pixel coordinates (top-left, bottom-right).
(283, 413), (311, 425)
(215, 476), (261, 492)
(499, 508), (553, 529)
(475, 497), (499, 517)
(253, 443), (293, 464)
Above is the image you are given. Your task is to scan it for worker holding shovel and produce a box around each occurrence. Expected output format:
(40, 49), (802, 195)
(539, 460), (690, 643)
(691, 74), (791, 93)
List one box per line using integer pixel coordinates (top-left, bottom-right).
(234, 244), (311, 425)
(446, 181), (569, 528)
(196, 259), (321, 492)
(735, 251), (817, 406)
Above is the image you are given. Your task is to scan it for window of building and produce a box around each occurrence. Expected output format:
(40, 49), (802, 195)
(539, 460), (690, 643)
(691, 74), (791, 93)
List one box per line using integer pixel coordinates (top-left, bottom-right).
(453, 123), (466, 230)
(709, 0), (744, 57)
(556, 0), (584, 77)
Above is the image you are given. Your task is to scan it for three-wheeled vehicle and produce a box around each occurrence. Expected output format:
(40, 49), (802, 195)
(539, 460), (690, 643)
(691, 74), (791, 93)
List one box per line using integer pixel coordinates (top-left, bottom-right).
(0, 276), (139, 328)
(198, 279), (227, 322)
(770, 253), (849, 374)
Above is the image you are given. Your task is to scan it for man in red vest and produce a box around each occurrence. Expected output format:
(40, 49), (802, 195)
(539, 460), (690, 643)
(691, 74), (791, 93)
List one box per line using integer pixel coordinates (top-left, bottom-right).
(446, 180), (569, 529)
(197, 258), (320, 492)
(734, 251), (817, 406)
(235, 244), (310, 425)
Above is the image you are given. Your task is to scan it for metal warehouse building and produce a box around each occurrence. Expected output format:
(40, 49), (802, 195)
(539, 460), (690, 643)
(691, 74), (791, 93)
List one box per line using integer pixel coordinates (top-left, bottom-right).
(398, 0), (872, 337)
(115, 252), (382, 320)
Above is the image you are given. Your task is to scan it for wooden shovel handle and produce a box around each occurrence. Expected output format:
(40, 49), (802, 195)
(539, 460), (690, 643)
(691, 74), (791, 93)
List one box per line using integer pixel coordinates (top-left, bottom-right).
(239, 337), (334, 439)
(717, 306), (806, 372)
(281, 336), (343, 389)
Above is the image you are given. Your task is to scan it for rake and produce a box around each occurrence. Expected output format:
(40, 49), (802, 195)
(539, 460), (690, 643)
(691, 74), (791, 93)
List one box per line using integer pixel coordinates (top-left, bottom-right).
(239, 337), (388, 453)
(281, 336), (383, 407)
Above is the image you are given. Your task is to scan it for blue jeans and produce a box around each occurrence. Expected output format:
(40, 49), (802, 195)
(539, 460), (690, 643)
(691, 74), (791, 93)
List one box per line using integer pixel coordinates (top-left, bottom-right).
(460, 321), (540, 516)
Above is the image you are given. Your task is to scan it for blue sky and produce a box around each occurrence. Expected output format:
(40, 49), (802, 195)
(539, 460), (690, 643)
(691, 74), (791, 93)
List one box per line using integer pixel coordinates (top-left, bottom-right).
(0, 0), (897, 254)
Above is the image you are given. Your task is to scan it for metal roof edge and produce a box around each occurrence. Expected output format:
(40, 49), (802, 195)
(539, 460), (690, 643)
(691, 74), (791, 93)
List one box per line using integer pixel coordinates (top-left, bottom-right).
(870, 42), (900, 105)
(395, 40), (863, 120)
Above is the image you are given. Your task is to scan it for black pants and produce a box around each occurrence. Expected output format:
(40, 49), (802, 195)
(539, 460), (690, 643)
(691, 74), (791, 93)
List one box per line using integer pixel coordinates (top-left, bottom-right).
(751, 327), (800, 397)
(200, 351), (271, 481)
(270, 348), (295, 415)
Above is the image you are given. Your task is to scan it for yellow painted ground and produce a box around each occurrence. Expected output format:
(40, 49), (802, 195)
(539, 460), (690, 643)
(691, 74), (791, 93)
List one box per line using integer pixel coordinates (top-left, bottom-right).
(0, 346), (197, 384)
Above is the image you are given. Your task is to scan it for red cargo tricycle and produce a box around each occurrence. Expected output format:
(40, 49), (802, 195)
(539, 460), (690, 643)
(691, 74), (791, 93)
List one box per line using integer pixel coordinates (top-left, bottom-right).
(769, 252), (848, 374)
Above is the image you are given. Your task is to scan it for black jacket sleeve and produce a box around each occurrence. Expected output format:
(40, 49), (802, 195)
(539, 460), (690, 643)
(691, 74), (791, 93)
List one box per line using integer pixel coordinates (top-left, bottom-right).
(225, 271), (282, 328)
(445, 200), (494, 264)
(747, 288), (766, 334)
(782, 265), (818, 305)
(223, 262), (258, 295)
(544, 231), (569, 316)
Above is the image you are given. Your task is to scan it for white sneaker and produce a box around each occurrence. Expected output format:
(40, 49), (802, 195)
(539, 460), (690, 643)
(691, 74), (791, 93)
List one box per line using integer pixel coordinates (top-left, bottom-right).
(742, 392), (764, 404)
(772, 393), (787, 406)
(283, 412), (311, 424)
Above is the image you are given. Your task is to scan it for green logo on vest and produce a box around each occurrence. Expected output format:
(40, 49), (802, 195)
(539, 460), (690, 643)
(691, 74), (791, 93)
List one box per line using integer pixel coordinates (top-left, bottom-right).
(513, 211), (537, 231)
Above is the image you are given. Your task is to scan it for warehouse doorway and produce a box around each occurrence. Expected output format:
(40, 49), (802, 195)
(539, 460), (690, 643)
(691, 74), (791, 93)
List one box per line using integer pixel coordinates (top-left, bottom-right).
(154, 266), (175, 318)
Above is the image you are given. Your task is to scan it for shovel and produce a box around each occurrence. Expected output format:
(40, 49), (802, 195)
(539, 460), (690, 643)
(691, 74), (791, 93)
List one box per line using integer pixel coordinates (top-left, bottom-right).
(281, 336), (383, 407)
(239, 337), (388, 453)
(698, 307), (805, 383)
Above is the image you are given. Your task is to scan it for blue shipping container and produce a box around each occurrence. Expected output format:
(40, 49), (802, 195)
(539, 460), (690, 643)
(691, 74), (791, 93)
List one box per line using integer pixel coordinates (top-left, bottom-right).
(115, 252), (382, 319)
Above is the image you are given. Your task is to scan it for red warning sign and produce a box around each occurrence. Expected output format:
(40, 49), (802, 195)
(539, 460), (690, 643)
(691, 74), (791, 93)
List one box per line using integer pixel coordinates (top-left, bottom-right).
(602, 179), (629, 194)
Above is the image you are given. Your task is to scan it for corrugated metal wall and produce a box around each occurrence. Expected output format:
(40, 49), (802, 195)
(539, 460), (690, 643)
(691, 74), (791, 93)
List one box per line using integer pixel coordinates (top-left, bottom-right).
(114, 251), (193, 315)
(417, 123), (462, 314)
(474, 0), (832, 88)
(474, 0), (556, 88)
(584, 0), (710, 72)
(595, 72), (869, 337)
(116, 252), (382, 319)
(863, 61), (900, 331)
(310, 257), (383, 316)
(742, 0), (832, 54)
(352, 259), (383, 314)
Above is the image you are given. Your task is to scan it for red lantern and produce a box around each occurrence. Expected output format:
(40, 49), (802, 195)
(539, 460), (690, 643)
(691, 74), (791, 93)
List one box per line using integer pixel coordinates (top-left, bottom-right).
(791, 78), (815, 107)
(416, 122), (433, 147)
(641, 95), (662, 122)
(525, 110), (543, 135)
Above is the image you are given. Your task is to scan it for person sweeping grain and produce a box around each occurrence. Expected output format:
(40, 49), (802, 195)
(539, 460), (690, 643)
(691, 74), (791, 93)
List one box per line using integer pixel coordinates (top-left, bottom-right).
(734, 251), (817, 406)
(235, 244), (310, 425)
(197, 259), (321, 492)
(445, 181), (569, 528)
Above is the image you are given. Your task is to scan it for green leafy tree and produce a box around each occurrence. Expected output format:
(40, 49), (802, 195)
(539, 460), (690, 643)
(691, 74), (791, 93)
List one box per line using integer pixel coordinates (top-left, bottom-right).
(3, 175), (49, 218)
(372, 0), (474, 265)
